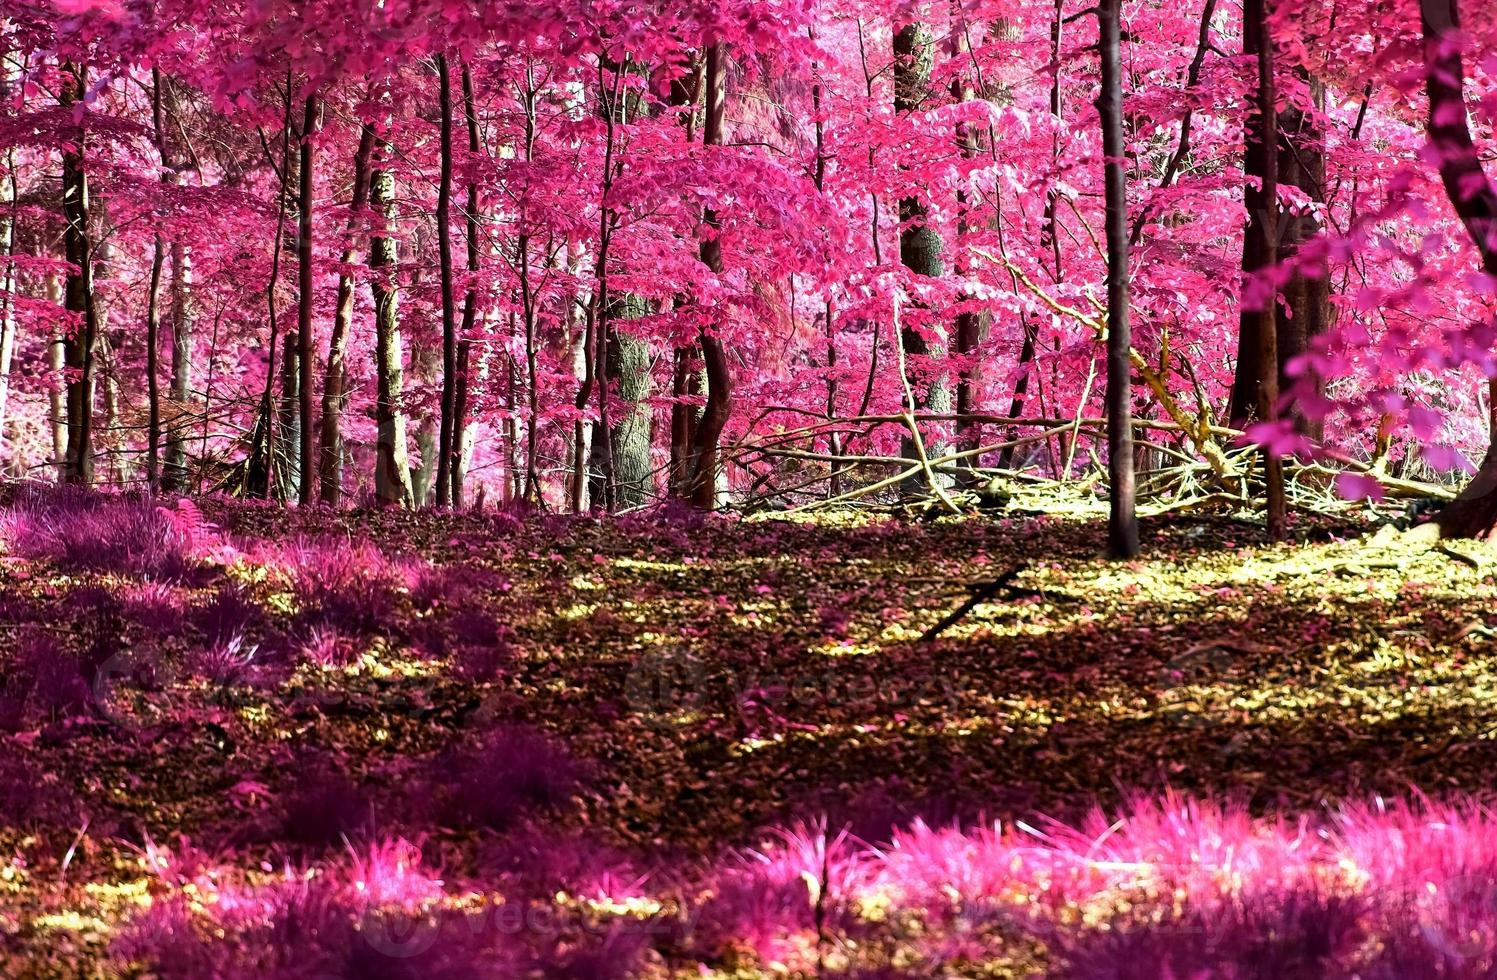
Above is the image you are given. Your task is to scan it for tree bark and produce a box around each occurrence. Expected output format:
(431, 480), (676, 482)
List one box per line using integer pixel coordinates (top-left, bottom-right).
(1229, 65), (1329, 432)
(685, 43), (733, 509)
(318, 122), (376, 506)
(296, 94), (320, 505)
(1274, 70), (1330, 434)
(371, 166), (415, 508)
(894, 20), (951, 492)
(1097, 0), (1139, 557)
(1244, 0), (1287, 538)
(1413, 0), (1497, 539)
(0, 47), (15, 466)
(452, 60), (481, 507)
(606, 300), (653, 509)
(59, 62), (96, 486)
(434, 54), (458, 508)
(279, 330), (300, 500)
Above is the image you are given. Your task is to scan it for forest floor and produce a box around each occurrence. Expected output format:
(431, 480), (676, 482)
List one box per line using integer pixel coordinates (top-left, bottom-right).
(4, 491), (1497, 977)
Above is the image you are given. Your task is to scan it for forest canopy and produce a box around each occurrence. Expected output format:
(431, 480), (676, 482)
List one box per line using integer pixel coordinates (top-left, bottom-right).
(1, 0), (1496, 538)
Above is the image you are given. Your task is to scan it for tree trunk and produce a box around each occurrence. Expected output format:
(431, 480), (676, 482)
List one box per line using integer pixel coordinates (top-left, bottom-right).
(1413, 0), (1497, 539)
(607, 300), (653, 509)
(1244, 0), (1287, 538)
(1097, 0), (1139, 557)
(1230, 74), (1328, 431)
(685, 43), (733, 509)
(1274, 70), (1330, 434)
(371, 167), (415, 508)
(318, 122), (376, 506)
(894, 21), (951, 491)
(59, 62), (96, 486)
(46, 271), (65, 478)
(0, 48), (16, 465)
(452, 60), (481, 507)
(433, 54), (458, 508)
(296, 94), (320, 505)
(279, 330), (301, 501)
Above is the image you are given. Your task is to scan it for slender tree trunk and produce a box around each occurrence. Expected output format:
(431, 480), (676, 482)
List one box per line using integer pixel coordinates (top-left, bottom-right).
(950, 7), (984, 485)
(248, 76), (295, 500)
(163, 238), (194, 490)
(452, 60), (481, 507)
(0, 49), (15, 465)
(371, 166), (415, 508)
(669, 348), (700, 498)
(59, 62), (96, 486)
(1412, 0), (1497, 539)
(153, 71), (195, 494)
(296, 94), (320, 505)
(434, 54), (458, 507)
(318, 122), (376, 506)
(686, 43), (733, 509)
(46, 271), (65, 478)
(1097, 0), (1139, 557)
(279, 330), (301, 500)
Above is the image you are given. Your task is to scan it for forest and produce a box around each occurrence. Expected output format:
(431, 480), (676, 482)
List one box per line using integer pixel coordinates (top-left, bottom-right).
(6, 0), (1497, 975)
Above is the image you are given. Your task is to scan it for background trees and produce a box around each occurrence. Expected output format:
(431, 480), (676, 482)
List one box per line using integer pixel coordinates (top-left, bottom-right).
(2, 0), (1497, 537)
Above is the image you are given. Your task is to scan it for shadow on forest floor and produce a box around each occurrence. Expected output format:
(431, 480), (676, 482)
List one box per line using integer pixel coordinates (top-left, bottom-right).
(3, 490), (1497, 975)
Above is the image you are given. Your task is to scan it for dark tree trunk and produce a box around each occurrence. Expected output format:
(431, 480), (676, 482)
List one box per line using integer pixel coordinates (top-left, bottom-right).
(146, 68), (168, 492)
(1097, 0), (1139, 557)
(296, 94), (320, 505)
(279, 330), (301, 500)
(1245, 0), (1287, 538)
(452, 60), (481, 507)
(59, 62), (96, 486)
(1274, 70), (1330, 434)
(685, 43), (733, 509)
(434, 54), (458, 508)
(1415, 0), (1497, 539)
(1230, 63), (1329, 433)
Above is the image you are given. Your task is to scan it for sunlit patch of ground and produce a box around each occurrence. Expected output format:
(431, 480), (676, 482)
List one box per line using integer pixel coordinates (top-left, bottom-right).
(3, 493), (1497, 975)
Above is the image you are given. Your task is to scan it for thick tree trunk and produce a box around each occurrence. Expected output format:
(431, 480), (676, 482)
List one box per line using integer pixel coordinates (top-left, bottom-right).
(1275, 71), (1330, 434)
(318, 123), (376, 506)
(370, 167), (415, 508)
(1097, 0), (1139, 557)
(59, 62), (96, 486)
(894, 21), (951, 491)
(1414, 0), (1497, 539)
(686, 43), (733, 509)
(1230, 64), (1329, 433)
(606, 300), (653, 509)
(1248, 0), (1287, 539)
(296, 94), (320, 505)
